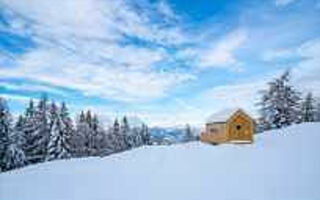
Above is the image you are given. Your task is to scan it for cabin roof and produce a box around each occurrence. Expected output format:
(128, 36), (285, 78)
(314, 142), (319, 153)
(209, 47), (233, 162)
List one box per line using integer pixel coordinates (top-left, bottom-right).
(206, 108), (243, 124)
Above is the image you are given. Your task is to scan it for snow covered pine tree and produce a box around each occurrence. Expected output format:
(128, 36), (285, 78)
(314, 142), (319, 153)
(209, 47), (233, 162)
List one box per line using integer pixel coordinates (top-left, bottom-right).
(0, 97), (12, 171)
(301, 92), (317, 122)
(59, 102), (74, 156)
(0, 97), (26, 171)
(258, 70), (301, 130)
(184, 124), (193, 142)
(74, 111), (90, 157)
(28, 95), (51, 163)
(90, 114), (107, 156)
(3, 115), (26, 171)
(46, 102), (70, 161)
(22, 99), (38, 164)
(317, 102), (320, 122)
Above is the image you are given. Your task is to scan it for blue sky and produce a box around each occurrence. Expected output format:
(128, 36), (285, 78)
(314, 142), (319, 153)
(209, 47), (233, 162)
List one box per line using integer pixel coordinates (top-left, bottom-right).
(0, 0), (320, 126)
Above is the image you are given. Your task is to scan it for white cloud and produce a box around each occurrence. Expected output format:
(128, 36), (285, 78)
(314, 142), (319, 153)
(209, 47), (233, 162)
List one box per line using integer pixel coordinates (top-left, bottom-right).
(193, 37), (320, 124)
(1, 0), (118, 40)
(198, 82), (267, 118)
(198, 29), (248, 68)
(157, 0), (178, 21)
(0, 81), (69, 97)
(1, 0), (184, 45)
(293, 39), (320, 96)
(146, 75), (276, 126)
(261, 38), (320, 97)
(0, 94), (34, 104)
(0, 0), (195, 102)
(275, 0), (296, 6)
(0, 48), (194, 102)
(262, 48), (296, 61)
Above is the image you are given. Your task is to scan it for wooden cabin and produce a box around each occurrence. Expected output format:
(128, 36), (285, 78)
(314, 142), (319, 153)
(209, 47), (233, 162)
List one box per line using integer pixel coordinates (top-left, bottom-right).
(201, 108), (255, 144)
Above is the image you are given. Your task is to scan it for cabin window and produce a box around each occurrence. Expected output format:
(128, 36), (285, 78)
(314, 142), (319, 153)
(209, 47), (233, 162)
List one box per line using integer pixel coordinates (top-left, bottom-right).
(210, 128), (218, 134)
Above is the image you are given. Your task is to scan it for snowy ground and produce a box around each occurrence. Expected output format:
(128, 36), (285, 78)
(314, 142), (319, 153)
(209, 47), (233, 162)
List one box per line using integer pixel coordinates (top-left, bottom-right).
(1, 123), (320, 200)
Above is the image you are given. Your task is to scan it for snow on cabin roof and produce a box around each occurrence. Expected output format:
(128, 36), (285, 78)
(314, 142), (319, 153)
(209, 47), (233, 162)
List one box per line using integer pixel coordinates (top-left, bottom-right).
(206, 108), (243, 124)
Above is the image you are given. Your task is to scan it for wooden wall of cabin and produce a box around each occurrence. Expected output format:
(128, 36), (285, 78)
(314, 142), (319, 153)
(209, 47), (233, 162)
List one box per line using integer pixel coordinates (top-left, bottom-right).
(226, 113), (254, 142)
(201, 123), (229, 143)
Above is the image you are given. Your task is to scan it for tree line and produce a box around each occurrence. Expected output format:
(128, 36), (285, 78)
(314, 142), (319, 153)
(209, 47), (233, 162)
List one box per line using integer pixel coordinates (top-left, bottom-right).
(257, 70), (320, 131)
(0, 96), (150, 172)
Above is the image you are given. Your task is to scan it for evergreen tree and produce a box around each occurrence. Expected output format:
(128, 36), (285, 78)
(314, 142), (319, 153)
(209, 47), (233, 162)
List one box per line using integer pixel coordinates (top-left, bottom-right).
(3, 143), (26, 171)
(86, 110), (94, 155)
(3, 127), (26, 171)
(46, 102), (70, 161)
(301, 92), (317, 122)
(80, 110), (86, 122)
(317, 102), (320, 122)
(133, 127), (143, 147)
(121, 116), (130, 134)
(59, 102), (74, 155)
(4, 115), (27, 170)
(184, 124), (193, 142)
(126, 134), (134, 149)
(14, 115), (26, 149)
(104, 126), (117, 155)
(0, 98), (26, 171)
(110, 118), (124, 152)
(23, 99), (40, 164)
(74, 111), (90, 157)
(86, 110), (92, 128)
(120, 116), (129, 149)
(27, 95), (50, 163)
(22, 100), (34, 162)
(258, 70), (301, 130)
(91, 114), (107, 156)
(145, 125), (150, 145)
(92, 114), (99, 133)
(125, 122), (150, 148)
(141, 123), (150, 145)
(0, 97), (12, 171)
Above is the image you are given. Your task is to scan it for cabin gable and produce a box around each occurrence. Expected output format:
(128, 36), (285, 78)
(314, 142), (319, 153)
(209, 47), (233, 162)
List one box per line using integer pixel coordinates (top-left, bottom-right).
(226, 111), (254, 143)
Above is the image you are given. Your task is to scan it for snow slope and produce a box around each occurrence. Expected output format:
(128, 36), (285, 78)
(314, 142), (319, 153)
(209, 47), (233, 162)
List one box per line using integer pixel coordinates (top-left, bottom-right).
(1, 123), (320, 200)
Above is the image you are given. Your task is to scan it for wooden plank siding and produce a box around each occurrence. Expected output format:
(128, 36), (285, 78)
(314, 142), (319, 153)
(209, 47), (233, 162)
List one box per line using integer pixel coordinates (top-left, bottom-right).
(201, 109), (255, 144)
(201, 122), (228, 144)
(226, 111), (254, 143)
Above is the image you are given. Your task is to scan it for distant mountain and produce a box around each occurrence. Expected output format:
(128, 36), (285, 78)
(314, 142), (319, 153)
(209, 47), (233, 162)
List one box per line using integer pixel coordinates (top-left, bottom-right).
(149, 126), (201, 144)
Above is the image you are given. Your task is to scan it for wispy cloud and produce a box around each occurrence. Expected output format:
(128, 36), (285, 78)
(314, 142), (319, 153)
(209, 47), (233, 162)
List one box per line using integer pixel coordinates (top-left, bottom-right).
(0, 80), (69, 96)
(198, 29), (248, 69)
(157, 0), (179, 21)
(262, 48), (297, 61)
(260, 38), (320, 97)
(0, 93), (34, 104)
(275, 0), (296, 7)
(197, 81), (266, 118)
(0, 48), (195, 102)
(293, 38), (320, 96)
(0, 0), (194, 102)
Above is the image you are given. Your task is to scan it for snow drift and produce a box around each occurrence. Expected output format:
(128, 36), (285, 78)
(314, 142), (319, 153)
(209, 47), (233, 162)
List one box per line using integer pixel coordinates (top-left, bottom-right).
(1, 123), (320, 200)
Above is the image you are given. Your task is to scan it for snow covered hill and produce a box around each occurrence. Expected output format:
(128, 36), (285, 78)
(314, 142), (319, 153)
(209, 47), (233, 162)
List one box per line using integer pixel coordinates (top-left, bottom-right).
(1, 123), (320, 200)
